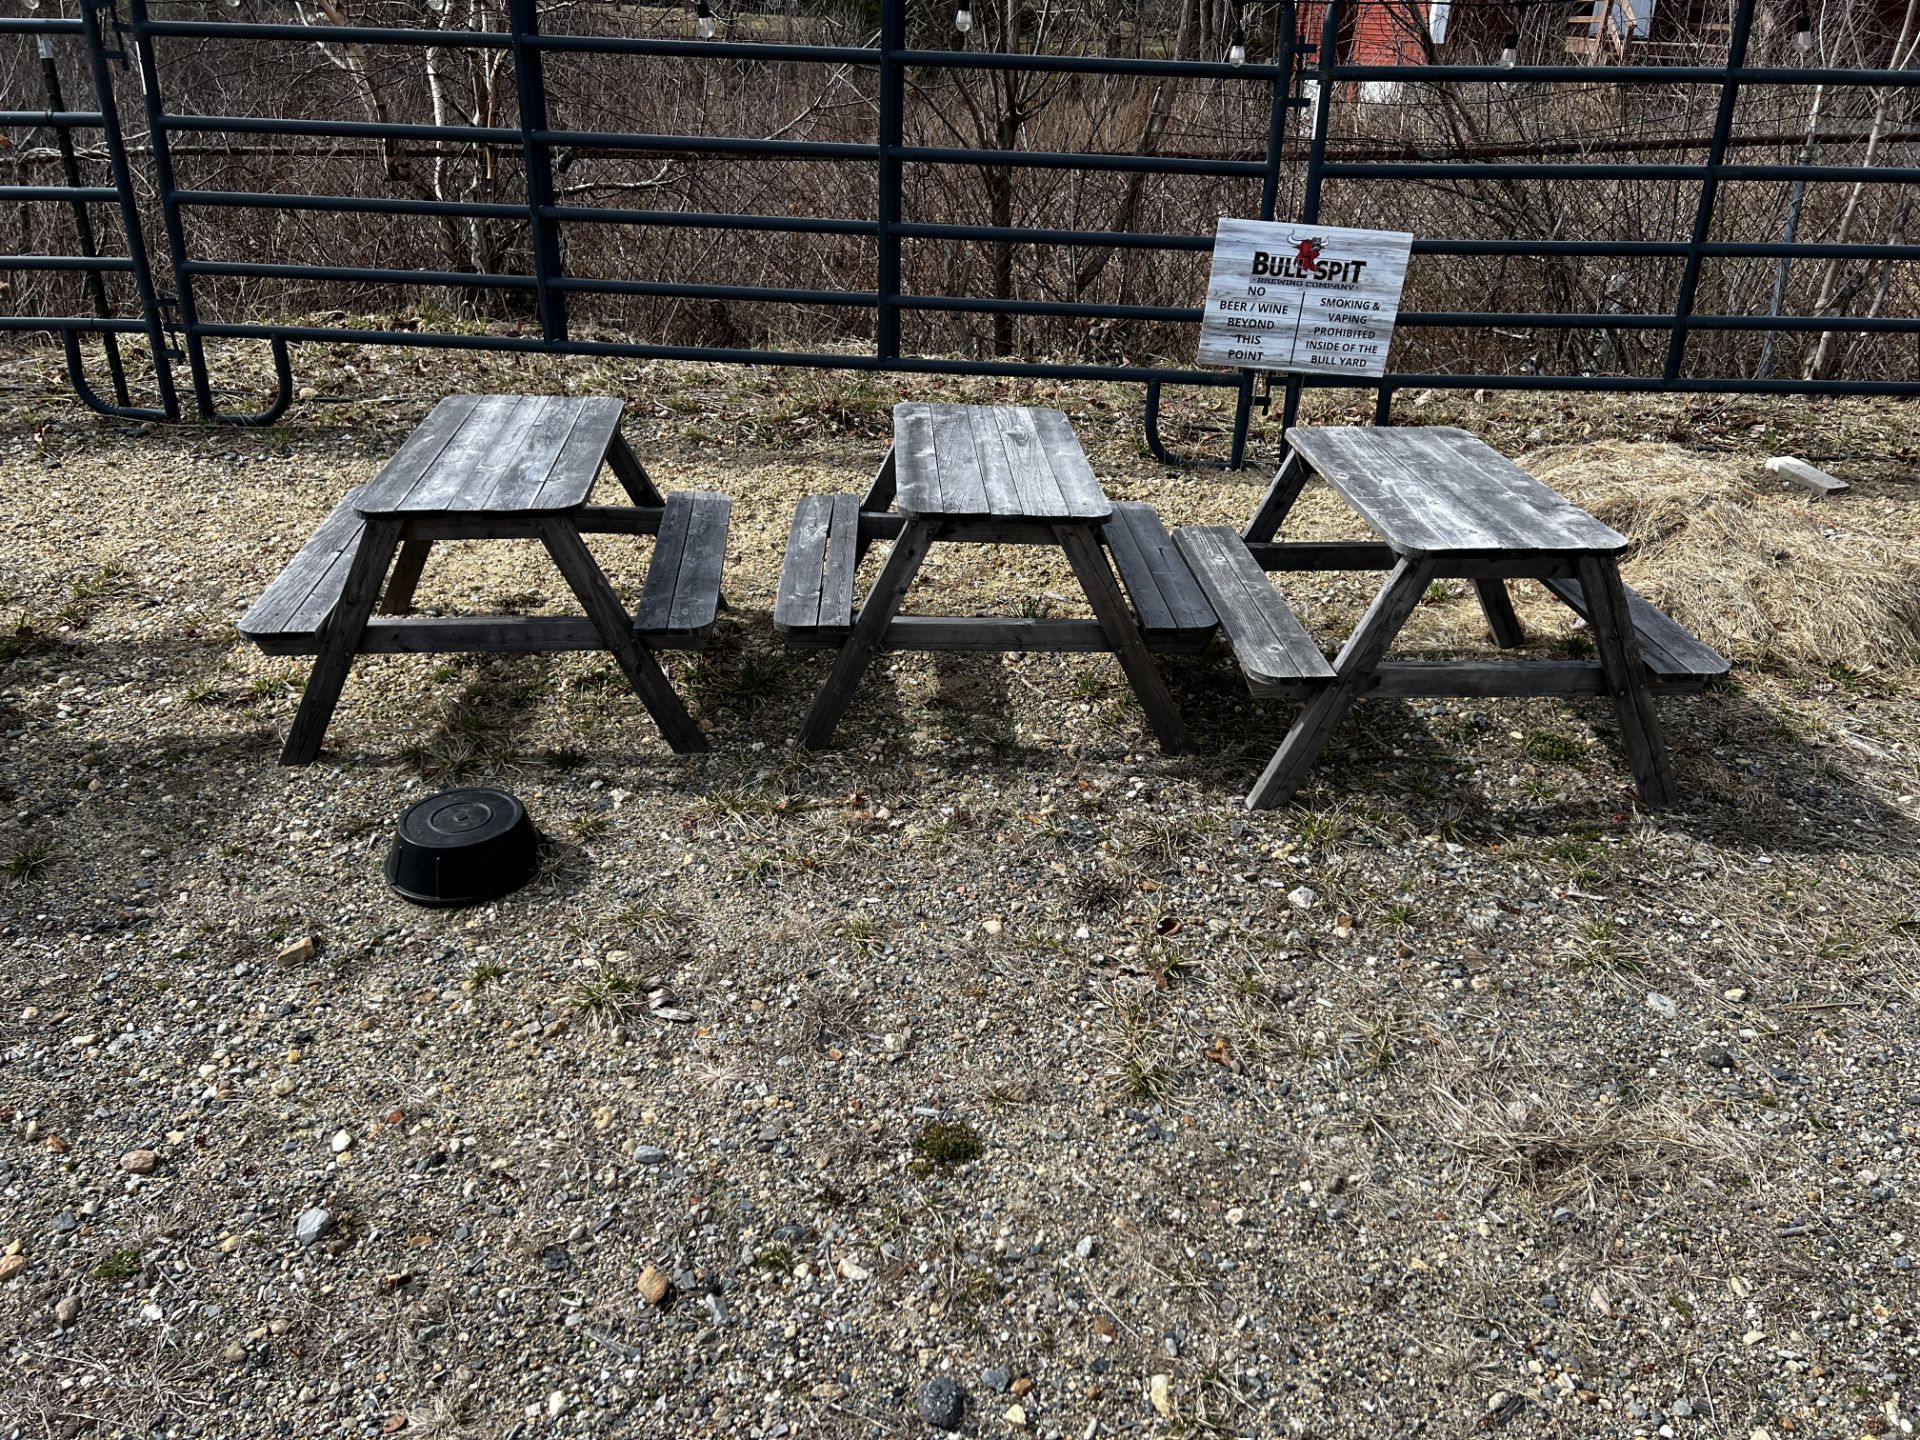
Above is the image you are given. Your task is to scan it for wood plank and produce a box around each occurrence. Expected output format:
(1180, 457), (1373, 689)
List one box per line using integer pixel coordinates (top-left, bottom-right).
(350, 395), (481, 516)
(963, 406), (1024, 516)
(1104, 502), (1217, 637)
(878, 616), (1110, 651)
(927, 403), (991, 517)
(1286, 425), (1629, 558)
(1028, 407), (1111, 519)
(635, 487), (694, 634)
(1539, 576), (1729, 683)
(478, 394), (586, 510)
(774, 494), (833, 633)
(818, 494), (860, 632)
(1248, 539), (1397, 572)
(359, 394), (522, 515)
(1364, 660), (1607, 697)
(665, 492), (731, 636)
(1172, 527), (1333, 690)
(861, 446), (897, 512)
(528, 397), (626, 512)
(1765, 454), (1849, 498)
(239, 485), (369, 638)
(992, 405), (1063, 517)
(892, 404), (943, 516)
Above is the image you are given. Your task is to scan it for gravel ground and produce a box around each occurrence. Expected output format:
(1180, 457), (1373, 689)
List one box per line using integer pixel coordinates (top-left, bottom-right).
(2, 341), (1917, 1440)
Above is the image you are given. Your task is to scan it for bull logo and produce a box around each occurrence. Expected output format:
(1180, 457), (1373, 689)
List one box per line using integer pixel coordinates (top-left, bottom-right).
(1295, 237), (1324, 270)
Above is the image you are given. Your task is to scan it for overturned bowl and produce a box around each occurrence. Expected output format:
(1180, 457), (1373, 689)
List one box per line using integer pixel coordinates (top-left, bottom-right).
(384, 788), (541, 907)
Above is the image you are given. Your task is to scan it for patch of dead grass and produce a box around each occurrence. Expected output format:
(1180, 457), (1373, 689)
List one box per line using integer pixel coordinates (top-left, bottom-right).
(1527, 440), (1920, 672)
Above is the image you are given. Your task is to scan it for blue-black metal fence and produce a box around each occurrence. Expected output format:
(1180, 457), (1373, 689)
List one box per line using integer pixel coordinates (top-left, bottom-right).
(4, 0), (1918, 464)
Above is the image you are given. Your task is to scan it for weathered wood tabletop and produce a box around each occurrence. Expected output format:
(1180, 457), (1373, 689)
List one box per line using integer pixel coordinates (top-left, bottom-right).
(793, 402), (1190, 753)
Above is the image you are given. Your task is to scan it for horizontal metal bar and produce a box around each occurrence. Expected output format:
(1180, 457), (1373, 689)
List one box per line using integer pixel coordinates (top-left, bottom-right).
(895, 294), (1203, 321)
(536, 129), (875, 161)
(1412, 237), (1920, 260)
(159, 114), (520, 144)
(1328, 160), (1920, 183)
(895, 47), (1277, 79)
(553, 276), (875, 305)
(181, 260), (536, 289)
(187, 321), (1246, 385)
(893, 145), (1267, 177)
(0, 185), (119, 202)
(895, 221), (1215, 251)
(0, 18), (83, 33)
(1322, 371), (1920, 396)
(532, 33), (877, 64)
(137, 19), (877, 64)
(0, 315), (151, 333)
(0, 255), (136, 271)
(1396, 311), (1920, 332)
(544, 204), (878, 236)
(173, 189), (526, 220)
(0, 111), (102, 128)
(1333, 61), (1920, 86)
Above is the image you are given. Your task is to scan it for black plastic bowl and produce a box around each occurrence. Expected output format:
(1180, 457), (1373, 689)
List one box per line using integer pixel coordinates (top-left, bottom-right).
(384, 788), (542, 907)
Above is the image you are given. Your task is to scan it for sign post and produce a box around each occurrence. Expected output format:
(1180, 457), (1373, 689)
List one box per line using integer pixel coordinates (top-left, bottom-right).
(1197, 218), (1414, 378)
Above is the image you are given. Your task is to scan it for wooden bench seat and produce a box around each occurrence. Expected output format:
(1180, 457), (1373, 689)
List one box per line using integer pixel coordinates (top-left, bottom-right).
(1540, 576), (1729, 689)
(241, 487), (728, 656)
(238, 485), (370, 657)
(1171, 526), (1335, 695)
(774, 493), (861, 642)
(635, 490), (731, 646)
(1103, 501), (1217, 647)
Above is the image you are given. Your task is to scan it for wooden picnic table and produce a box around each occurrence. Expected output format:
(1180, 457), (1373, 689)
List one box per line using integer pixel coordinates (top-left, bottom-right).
(240, 394), (730, 764)
(1173, 425), (1728, 809)
(774, 402), (1217, 753)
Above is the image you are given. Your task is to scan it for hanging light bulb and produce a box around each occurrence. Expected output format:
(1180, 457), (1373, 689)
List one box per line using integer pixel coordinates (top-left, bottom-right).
(1228, 25), (1247, 66)
(428, 0), (450, 14)
(1792, 12), (1814, 51)
(223, 0), (242, 9)
(23, 0), (41, 11)
(1499, 30), (1520, 67)
(955, 3), (973, 35)
(695, 0), (716, 39)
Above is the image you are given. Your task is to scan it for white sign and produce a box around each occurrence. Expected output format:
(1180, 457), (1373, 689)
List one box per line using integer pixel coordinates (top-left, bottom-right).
(1196, 218), (1414, 378)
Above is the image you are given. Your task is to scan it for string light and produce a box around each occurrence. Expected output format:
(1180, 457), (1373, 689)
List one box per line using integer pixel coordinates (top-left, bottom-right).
(1228, 23), (1247, 66)
(955, 3), (973, 35)
(1793, 11), (1814, 52)
(1499, 29), (1520, 66)
(695, 0), (715, 40)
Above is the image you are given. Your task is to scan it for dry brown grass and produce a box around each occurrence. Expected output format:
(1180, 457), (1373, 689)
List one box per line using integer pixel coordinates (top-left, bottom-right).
(1526, 439), (1920, 671)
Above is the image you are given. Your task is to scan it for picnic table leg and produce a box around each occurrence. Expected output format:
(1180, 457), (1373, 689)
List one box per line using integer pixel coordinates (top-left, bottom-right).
(280, 517), (403, 766)
(380, 538), (433, 615)
(1247, 556), (1436, 810)
(1056, 524), (1191, 755)
(1576, 557), (1677, 808)
(855, 447), (897, 564)
(539, 519), (707, 754)
(1473, 579), (1526, 648)
(605, 431), (666, 506)
(1241, 452), (1309, 545)
(800, 514), (933, 750)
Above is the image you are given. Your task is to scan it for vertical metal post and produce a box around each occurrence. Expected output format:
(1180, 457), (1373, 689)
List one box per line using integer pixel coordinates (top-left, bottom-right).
(1663, 0), (1754, 384)
(875, 0), (906, 361)
(1278, 0), (1341, 436)
(509, 0), (568, 343)
(76, 0), (179, 420)
(40, 35), (129, 407)
(122, 0), (214, 417)
(1226, 0), (1299, 470)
